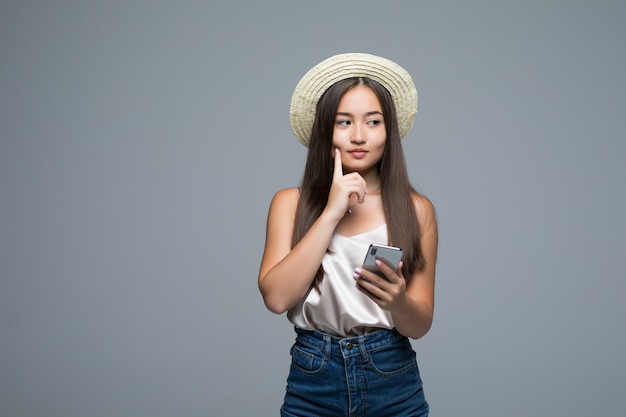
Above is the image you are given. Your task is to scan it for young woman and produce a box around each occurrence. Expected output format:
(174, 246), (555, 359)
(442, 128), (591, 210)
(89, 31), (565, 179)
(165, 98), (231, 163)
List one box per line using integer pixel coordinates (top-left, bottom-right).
(258, 53), (438, 417)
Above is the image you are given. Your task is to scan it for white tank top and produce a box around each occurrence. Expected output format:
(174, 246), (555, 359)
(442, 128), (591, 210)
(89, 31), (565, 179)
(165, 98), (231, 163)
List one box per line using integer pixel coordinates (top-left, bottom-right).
(287, 224), (395, 337)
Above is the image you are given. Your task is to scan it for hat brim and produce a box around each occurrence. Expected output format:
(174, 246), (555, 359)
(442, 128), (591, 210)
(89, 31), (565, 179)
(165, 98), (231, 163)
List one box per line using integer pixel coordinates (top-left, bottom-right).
(289, 53), (418, 147)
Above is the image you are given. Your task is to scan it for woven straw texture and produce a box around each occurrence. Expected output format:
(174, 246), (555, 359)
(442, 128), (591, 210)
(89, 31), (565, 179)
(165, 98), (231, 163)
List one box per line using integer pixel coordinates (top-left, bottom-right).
(289, 53), (418, 147)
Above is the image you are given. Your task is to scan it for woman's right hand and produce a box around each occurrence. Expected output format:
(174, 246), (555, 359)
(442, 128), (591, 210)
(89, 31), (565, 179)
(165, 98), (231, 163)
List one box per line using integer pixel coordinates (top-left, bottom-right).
(259, 149), (367, 314)
(325, 148), (368, 220)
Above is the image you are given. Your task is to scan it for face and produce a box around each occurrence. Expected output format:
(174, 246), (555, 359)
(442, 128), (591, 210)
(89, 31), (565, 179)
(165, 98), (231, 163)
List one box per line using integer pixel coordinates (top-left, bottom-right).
(332, 84), (386, 174)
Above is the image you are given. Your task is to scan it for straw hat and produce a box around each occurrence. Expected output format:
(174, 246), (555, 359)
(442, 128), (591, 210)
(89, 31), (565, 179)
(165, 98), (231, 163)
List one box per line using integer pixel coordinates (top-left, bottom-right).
(289, 53), (418, 147)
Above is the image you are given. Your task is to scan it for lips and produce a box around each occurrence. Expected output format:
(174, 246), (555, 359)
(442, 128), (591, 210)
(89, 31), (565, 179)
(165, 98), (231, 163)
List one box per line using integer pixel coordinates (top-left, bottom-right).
(349, 149), (368, 159)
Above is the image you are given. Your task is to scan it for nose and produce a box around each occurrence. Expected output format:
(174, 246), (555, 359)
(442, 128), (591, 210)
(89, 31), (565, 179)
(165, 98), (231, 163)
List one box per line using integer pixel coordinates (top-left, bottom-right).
(350, 124), (365, 144)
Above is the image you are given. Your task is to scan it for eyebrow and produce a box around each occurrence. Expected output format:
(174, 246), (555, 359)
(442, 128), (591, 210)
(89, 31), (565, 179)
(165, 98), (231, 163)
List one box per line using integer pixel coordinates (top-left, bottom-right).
(335, 111), (384, 117)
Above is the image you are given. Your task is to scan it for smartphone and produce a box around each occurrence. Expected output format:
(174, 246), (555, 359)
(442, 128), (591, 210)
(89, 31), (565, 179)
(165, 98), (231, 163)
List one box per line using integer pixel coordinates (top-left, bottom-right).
(362, 243), (403, 277)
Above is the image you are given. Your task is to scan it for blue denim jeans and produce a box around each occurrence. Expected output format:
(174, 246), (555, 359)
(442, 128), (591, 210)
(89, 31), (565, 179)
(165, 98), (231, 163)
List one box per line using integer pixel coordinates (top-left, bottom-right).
(281, 327), (429, 417)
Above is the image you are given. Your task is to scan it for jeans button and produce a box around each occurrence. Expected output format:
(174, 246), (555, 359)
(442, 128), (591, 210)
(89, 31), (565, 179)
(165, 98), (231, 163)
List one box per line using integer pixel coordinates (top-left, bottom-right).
(346, 342), (354, 350)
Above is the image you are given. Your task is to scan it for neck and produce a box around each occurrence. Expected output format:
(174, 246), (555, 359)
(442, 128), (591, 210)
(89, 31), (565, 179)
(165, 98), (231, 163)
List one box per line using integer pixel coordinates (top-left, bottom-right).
(361, 171), (381, 194)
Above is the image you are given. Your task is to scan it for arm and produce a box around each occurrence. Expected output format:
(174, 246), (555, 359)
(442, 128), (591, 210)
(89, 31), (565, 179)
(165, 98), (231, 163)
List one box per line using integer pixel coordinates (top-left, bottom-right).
(258, 149), (368, 314)
(257, 187), (339, 314)
(354, 195), (438, 339)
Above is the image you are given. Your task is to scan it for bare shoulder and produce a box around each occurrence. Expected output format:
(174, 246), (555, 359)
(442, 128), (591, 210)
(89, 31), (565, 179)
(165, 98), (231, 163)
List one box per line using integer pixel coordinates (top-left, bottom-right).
(267, 187), (300, 220)
(411, 193), (437, 231)
(270, 187), (300, 210)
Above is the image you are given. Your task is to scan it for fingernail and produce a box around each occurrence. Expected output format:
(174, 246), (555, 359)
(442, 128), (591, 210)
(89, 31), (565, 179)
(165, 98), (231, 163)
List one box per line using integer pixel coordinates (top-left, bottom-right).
(354, 267), (362, 274)
(375, 259), (382, 266)
(353, 273), (360, 280)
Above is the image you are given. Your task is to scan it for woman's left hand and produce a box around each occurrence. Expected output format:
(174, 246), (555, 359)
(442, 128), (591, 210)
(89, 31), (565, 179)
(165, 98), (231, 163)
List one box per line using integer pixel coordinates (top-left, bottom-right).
(353, 260), (408, 312)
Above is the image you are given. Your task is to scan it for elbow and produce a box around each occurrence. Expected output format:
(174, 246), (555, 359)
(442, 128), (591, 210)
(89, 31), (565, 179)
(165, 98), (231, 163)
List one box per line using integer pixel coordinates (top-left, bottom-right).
(413, 321), (433, 340)
(402, 323), (432, 340)
(262, 296), (290, 315)
(398, 311), (433, 340)
(259, 285), (291, 315)
(258, 273), (301, 314)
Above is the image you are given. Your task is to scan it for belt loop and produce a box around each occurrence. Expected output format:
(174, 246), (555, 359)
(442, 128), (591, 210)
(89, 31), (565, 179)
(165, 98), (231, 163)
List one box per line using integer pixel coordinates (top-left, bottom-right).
(323, 334), (332, 361)
(358, 334), (370, 362)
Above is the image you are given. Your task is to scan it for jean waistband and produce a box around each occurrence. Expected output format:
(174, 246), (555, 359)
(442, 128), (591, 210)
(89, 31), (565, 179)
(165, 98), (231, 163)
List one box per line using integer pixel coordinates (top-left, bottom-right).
(293, 326), (406, 359)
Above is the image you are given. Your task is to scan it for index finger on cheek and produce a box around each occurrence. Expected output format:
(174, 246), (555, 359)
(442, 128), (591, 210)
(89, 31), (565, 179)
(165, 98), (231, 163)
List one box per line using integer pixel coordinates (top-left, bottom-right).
(333, 148), (343, 179)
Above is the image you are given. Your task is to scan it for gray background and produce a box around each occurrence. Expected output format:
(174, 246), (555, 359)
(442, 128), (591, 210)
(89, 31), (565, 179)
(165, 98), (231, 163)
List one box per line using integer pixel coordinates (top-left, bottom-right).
(1, 1), (625, 416)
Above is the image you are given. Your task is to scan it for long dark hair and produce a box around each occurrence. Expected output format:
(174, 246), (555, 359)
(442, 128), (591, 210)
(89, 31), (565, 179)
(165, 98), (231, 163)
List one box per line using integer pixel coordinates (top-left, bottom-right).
(292, 77), (425, 289)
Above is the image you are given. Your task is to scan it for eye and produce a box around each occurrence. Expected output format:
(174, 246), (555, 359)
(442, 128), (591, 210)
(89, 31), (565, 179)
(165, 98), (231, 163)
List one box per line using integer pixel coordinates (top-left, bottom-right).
(335, 119), (351, 126)
(367, 119), (383, 126)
